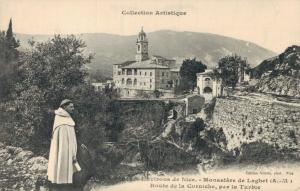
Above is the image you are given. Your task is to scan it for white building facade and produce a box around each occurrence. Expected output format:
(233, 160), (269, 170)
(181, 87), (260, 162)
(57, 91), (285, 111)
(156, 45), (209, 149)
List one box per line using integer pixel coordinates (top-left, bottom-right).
(113, 28), (180, 98)
(196, 70), (222, 101)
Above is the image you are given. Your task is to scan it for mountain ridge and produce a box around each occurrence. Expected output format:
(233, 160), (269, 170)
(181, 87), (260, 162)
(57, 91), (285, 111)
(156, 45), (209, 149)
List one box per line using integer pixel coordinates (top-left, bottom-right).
(15, 30), (276, 77)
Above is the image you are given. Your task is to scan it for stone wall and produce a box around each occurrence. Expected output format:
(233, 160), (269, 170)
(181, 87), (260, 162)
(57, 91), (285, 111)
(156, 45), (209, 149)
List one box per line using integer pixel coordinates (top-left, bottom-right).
(212, 97), (300, 154)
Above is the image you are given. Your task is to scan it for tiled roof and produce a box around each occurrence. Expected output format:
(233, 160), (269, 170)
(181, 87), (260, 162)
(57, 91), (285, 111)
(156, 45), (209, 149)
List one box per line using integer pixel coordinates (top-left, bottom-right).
(122, 59), (170, 69)
(113, 61), (135, 66)
(197, 69), (213, 75)
(152, 55), (175, 61)
(152, 55), (166, 59)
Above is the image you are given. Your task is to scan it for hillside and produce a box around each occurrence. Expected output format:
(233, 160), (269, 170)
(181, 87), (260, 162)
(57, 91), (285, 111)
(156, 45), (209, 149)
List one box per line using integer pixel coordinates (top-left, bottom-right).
(16, 31), (276, 77)
(253, 45), (300, 97)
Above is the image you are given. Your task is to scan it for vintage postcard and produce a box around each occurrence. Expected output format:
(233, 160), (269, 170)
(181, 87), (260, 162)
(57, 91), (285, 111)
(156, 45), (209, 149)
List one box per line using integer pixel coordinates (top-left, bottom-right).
(0, 0), (299, 191)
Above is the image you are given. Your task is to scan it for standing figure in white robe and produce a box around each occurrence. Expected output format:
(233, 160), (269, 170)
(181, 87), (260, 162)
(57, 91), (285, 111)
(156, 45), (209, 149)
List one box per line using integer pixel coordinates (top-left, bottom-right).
(47, 99), (79, 185)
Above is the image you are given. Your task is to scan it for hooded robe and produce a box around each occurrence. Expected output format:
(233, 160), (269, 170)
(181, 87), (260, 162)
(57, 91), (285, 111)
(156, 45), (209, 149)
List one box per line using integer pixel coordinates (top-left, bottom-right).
(47, 107), (77, 184)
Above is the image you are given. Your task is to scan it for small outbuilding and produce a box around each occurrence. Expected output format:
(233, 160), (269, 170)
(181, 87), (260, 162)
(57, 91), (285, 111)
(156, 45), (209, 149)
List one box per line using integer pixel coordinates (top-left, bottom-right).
(196, 69), (222, 101)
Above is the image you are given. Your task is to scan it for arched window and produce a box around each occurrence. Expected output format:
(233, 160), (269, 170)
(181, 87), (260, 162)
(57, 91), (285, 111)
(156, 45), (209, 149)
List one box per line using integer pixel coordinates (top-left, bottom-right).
(126, 69), (132, 75)
(122, 78), (125, 84)
(126, 78), (132, 85)
(204, 77), (211, 86)
(134, 79), (137, 85)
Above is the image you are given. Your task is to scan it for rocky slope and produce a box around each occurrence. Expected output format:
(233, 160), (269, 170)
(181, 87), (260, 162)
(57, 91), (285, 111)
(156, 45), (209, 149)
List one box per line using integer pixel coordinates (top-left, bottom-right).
(16, 31), (276, 77)
(0, 142), (48, 190)
(253, 45), (300, 97)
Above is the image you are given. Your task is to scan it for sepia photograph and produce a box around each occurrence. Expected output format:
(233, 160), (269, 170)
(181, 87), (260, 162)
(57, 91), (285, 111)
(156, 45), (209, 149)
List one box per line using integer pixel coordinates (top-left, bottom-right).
(0, 0), (299, 190)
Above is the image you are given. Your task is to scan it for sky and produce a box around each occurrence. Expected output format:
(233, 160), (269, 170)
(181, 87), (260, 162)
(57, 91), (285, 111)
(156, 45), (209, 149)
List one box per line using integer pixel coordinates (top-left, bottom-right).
(0, 0), (299, 53)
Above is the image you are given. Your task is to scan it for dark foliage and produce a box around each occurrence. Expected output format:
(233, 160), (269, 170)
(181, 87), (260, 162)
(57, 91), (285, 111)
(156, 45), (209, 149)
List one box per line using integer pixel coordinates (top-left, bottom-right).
(0, 35), (119, 159)
(212, 54), (249, 89)
(182, 118), (205, 142)
(177, 58), (207, 92)
(250, 59), (277, 79)
(239, 142), (283, 163)
(139, 141), (197, 171)
(0, 19), (20, 102)
(204, 97), (217, 120)
(89, 69), (112, 83)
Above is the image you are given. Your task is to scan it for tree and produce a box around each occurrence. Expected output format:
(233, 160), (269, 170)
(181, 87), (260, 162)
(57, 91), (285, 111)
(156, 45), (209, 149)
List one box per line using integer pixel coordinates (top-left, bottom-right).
(0, 19), (20, 102)
(11, 35), (95, 151)
(5, 18), (19, 58)
(213, 54), (249, 89)
(177, 58), (207, 92)
(6, 19), (13, 40)
(88, 69), (112, 83)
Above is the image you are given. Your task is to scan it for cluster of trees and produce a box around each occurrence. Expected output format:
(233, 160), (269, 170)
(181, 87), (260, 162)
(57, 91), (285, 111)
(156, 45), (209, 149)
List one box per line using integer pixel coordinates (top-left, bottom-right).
(0, 20), (118, 156)
(213, 54), (249, 89)
(89, 69), (113, 83)
(176, 55), (249, 94)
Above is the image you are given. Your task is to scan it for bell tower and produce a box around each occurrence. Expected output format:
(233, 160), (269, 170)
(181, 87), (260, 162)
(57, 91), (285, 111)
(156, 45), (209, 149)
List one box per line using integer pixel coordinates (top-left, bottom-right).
(135, 27), (148, 62)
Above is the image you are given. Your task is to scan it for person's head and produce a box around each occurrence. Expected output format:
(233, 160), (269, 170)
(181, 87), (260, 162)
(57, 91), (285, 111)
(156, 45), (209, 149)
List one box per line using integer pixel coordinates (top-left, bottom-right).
(60, 99), (74, 114)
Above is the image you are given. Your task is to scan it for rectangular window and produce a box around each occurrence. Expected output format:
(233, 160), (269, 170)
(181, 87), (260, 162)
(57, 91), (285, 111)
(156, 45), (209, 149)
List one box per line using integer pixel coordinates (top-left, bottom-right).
(150, 85), (152, 89)
(150, 72), (152, 76)
(140, 71), (142, 75)
(144, 82), (146, 86)
(145, 72), (147, 76)
(162, 79), (164, 83)
(162, 72), (164, 76)
(150, 79), (152, 82)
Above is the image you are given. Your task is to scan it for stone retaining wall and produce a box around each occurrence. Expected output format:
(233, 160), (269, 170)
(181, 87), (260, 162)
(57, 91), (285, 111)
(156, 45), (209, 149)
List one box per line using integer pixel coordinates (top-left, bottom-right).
(212, 97), (300, 154)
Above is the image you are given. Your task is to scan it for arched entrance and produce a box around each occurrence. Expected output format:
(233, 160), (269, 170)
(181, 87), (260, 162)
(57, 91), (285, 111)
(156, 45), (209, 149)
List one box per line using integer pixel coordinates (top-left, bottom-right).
(203, 87), (212, 93)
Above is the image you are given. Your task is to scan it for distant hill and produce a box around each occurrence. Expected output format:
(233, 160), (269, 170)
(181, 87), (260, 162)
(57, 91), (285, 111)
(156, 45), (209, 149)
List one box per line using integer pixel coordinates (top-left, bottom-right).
(254, 45), (300, 97)
(16, 30), (276, 77)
